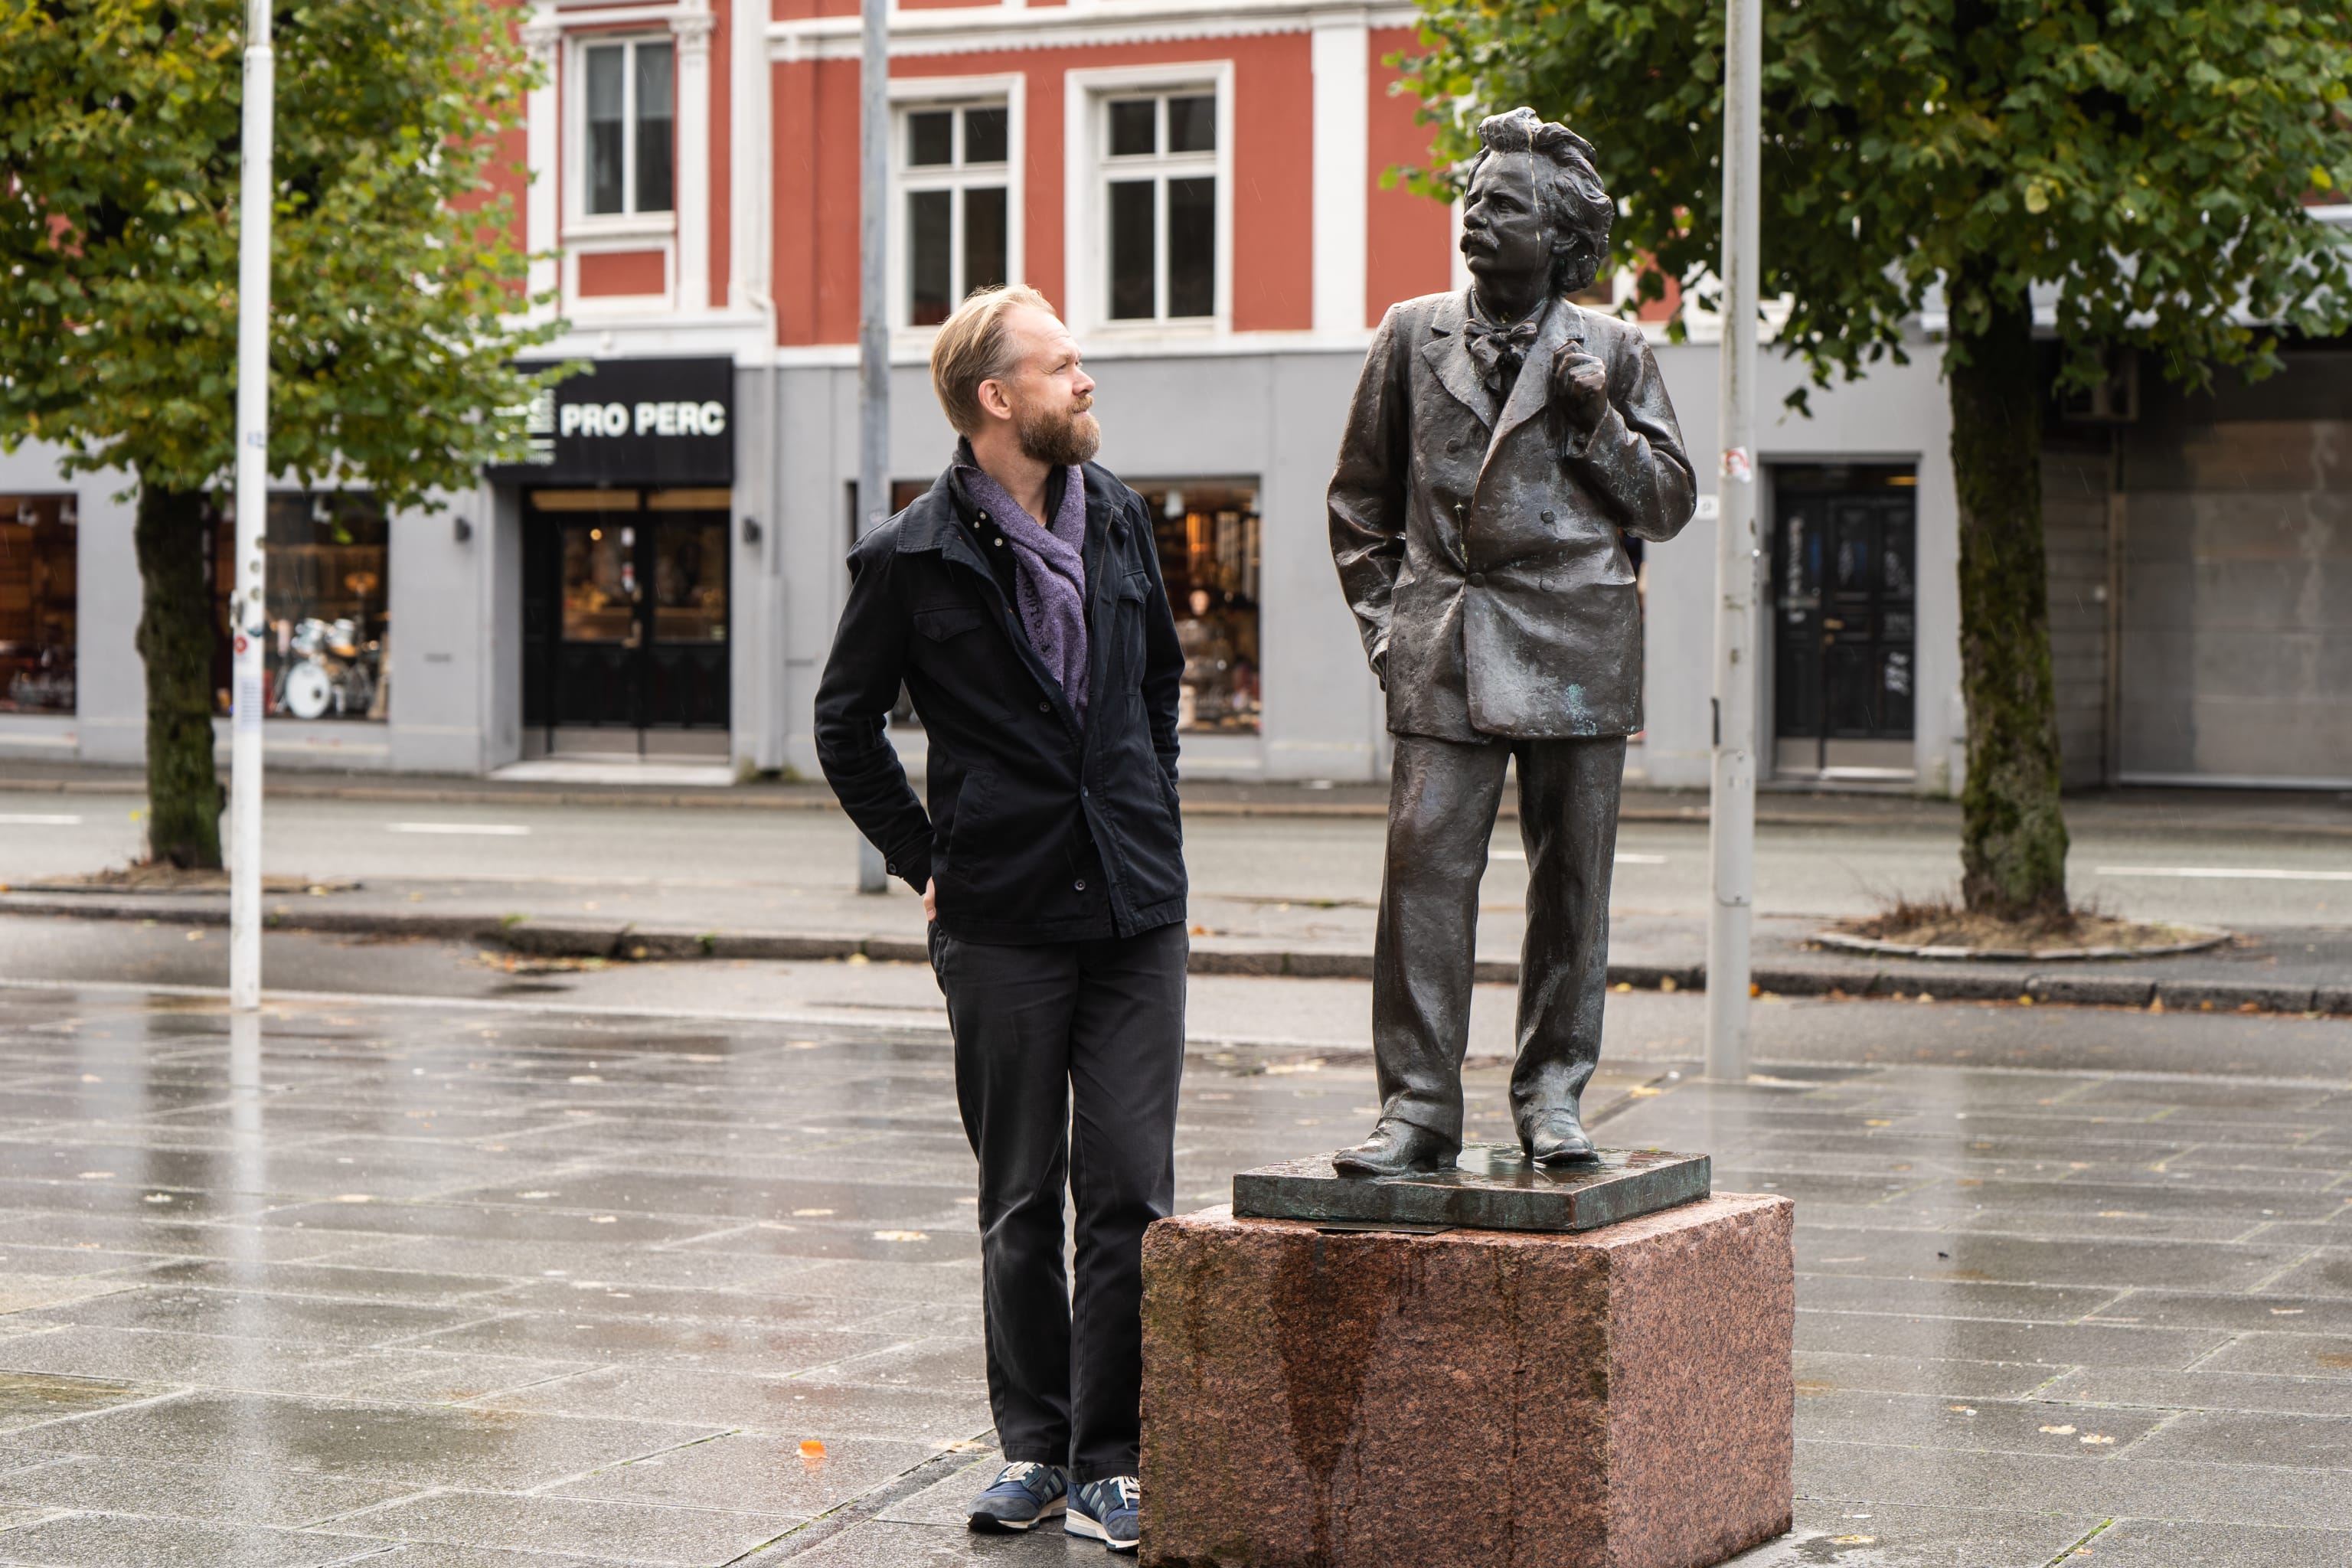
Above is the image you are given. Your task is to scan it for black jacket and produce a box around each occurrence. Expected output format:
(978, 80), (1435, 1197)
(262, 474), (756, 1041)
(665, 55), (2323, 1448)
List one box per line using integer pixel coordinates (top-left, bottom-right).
(815, 460), (1188, 944)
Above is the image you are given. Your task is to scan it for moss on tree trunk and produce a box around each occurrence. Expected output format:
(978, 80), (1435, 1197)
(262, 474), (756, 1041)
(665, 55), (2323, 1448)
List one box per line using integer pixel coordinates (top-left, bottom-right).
(133, 485), (223, 869)
(1949, 274), (2068, 919)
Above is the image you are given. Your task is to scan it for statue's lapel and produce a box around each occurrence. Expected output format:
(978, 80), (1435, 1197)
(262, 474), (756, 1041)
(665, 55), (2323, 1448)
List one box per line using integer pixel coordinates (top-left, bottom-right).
(1419, 291), (1497, 430)
(1487, 298), (1583, 457)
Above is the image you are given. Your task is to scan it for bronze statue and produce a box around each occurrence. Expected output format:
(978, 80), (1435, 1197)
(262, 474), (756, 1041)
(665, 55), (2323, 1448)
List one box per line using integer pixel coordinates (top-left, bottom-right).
(1326, 107), (1696, 1178)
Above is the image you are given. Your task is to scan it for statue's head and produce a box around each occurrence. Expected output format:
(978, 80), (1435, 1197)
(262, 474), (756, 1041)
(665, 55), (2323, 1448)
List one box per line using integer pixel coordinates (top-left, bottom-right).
(1459, 107), (1612, 299)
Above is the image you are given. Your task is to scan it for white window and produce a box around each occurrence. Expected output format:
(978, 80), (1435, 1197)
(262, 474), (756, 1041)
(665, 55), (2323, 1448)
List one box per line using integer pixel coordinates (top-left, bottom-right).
(897, 101), (1013, 327)
(581, 39), (674, 217)
(1099, 91), (1217, 322)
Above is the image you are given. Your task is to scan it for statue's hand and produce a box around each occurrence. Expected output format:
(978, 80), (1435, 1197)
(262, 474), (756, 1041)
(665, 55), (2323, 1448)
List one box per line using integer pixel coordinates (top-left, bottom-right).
(1553, 349), (1609, 433)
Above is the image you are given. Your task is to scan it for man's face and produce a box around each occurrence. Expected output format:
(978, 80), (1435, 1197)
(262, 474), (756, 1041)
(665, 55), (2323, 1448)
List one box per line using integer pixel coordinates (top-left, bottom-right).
(985, 306), (1101, 467)
(1460, 154), (1553, 294)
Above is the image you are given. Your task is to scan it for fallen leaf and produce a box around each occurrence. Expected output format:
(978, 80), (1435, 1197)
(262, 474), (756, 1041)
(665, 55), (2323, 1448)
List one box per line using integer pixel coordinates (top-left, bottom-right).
(2079, 1433), (2115, 1446)
(799, 1439), (826, 1459)
(2040, 1423), (2076, 1436)
(1829, 1536), (1875, 1547)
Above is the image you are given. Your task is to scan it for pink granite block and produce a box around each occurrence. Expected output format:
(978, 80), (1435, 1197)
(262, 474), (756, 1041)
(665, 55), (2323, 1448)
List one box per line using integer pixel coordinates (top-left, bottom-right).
(1139, 1194), (1794, 1568)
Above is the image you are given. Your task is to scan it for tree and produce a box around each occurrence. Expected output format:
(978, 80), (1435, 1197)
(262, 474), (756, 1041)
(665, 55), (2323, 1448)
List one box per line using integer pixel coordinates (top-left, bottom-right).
(1396, 0), (2352, 918)
(0, 0), (560, 867)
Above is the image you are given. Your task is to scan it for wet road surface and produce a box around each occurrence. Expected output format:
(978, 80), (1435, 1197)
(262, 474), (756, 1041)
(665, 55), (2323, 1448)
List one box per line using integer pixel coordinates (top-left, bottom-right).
(0, 983), (2344, 1565)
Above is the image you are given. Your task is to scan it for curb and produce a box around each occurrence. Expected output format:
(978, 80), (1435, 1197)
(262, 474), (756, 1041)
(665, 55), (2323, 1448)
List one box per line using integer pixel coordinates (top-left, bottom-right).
(5, 895), (2345, 1017)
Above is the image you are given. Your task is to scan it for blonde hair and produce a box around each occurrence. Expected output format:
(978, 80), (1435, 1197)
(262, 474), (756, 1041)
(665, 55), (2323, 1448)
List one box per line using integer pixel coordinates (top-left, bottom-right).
(929, 284), (1060, 436)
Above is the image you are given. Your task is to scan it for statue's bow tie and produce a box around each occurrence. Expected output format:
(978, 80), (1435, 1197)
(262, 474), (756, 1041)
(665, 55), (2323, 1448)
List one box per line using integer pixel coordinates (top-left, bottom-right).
(1463, 315), (1543, 394)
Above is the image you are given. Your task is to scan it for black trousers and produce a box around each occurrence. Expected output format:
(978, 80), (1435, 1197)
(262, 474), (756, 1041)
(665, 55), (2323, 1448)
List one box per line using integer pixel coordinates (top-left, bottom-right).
(932, 921), (1187, 1483)
(1373, 733), (1625, 1145)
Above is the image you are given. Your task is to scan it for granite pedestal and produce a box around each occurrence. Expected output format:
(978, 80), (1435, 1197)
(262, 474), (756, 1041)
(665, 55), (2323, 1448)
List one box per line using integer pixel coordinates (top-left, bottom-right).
(1138, 1193), (1795, 1568)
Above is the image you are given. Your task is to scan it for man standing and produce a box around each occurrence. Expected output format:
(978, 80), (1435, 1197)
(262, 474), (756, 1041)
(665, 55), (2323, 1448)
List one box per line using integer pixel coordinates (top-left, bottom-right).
(1327, 108), (1696, 1178)
(815, 285), (1187, 1554)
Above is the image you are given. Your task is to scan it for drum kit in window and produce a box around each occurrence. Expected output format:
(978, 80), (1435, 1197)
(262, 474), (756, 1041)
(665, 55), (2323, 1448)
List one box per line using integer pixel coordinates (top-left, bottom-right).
(276, 616), (381, 719)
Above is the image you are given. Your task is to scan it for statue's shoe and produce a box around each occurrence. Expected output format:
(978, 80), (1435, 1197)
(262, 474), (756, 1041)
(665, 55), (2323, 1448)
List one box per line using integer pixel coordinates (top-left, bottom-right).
(1524, 1109), (1599, 1166)
(1331, 1119), (1459, 1178)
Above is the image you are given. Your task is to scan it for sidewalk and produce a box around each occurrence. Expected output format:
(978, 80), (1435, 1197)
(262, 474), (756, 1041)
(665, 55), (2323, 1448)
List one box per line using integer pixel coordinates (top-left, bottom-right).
(0, 984), (2344, 1566)
(8, 756), (2352, 836)
(5, 875), (2348, 1016)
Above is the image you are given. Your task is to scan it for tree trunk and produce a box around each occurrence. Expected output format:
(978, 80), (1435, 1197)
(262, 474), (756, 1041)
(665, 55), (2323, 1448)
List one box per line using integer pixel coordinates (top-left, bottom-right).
(133, 484), (224, 868)
(1949, 273), (2068, 919)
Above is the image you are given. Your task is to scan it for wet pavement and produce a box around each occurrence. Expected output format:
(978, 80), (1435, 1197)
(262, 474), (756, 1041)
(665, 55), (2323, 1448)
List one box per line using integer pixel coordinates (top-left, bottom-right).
(0, 982), (2346, 1566)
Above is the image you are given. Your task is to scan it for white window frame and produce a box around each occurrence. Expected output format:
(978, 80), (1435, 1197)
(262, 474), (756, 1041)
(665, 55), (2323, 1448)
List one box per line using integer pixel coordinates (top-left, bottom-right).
(565, 33), (680, 241)
(1064, 63), (1234, 339)
(888, 74), (1027, 338)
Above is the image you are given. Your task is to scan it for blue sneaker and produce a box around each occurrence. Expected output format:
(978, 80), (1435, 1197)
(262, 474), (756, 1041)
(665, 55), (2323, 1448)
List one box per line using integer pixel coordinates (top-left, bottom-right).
(965, 1460), (1068, 1533)
(1066, 1475), (1140, 1553)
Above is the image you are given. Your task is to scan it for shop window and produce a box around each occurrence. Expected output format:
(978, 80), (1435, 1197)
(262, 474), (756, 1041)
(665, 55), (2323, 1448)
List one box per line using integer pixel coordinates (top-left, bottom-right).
(1135, 480), (1259, 732)
(213, 492), (390, 720)
(582, 39), (675, 217)
(898, 102), (1012, 328)
(1100, 90), (1218, 322)
(0, 494), (77, 714)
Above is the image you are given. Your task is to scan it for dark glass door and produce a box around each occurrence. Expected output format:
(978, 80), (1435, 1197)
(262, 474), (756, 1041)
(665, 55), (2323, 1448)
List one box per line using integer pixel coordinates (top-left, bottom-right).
(1772, 468), (1916, 769)
(524, 489), (729, 746)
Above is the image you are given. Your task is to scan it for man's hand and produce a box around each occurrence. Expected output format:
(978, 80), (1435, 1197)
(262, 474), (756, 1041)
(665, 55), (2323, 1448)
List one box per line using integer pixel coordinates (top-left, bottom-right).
(1552, 349), (1609, 434)
(923, 878), (937, 923)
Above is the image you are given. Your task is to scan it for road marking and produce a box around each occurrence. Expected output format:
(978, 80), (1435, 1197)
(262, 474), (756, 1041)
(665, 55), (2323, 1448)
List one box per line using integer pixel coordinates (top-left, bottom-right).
(1489, 849), (1667, 864)
(385, 822), (533, 837)
(0, 814), (82, 825)
(2093, 866), (2352, 883)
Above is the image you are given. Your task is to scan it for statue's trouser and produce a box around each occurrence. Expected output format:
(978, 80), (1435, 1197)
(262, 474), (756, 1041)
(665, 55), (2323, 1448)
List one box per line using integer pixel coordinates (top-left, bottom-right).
(1373, 732), (1626, 1147)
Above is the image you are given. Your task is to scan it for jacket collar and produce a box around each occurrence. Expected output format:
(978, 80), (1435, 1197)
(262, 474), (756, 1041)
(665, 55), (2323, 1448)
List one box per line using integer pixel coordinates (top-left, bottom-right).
(1420, 288), (1587, 442)
(1493, 293), (1585, 449)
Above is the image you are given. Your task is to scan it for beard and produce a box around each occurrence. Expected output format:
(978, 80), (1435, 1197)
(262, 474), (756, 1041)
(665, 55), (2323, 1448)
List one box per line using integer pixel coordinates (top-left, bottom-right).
(1014, 394), (1102, 468)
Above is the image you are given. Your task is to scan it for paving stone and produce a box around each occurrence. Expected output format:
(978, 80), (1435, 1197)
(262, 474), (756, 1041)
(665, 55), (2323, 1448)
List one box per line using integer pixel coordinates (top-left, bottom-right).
(1795, 1310), (2228, 1370)
(136, 1258), (517, 1305)
(0, 1325), (394, 1399)
(18, 1285), (488, 1349)
(324, 1491), (798, 1566)
(2037, 1364), (2352, 1419)
(4, 1390), (717, 1489)
(2082, 1517), (2352, 1568)
(0, 1512), (364, 1566)
(2082, 1289), (2352, 1336)
(403, 1312), (903, 1377)
(1792, 1391), (2173, 1455)
(0, 1371), (162, 1436)
(2129, 1410), (2352, 1468)
(477, 1366), (994, 1446)
(1793, 1351), (2069, 1401)
(1717, 1497), (2103, 1567)
(295, 1544), (655, 1568)
(551, 1430), (938, 1518)
(0, 1451), (421, 1527)
(1800, 1442), (2352, 1527)
(872, 1449), (1007, 1525)
(746, 1516), (1084, 1566)
(2191, 1331), (2352, 1380)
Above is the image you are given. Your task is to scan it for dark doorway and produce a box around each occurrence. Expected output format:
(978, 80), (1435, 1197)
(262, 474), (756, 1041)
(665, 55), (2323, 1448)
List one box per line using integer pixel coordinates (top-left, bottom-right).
(1771, 466), (1917, 778)
(524, 487), (730, 753)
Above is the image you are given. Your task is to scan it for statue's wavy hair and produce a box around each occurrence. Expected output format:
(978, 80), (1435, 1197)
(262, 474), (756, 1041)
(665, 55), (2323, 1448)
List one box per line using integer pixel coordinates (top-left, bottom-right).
(1467, 108), (1612, 298)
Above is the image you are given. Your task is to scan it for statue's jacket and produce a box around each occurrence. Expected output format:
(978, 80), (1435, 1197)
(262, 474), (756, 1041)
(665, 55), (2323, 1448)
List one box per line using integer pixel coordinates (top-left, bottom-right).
(1328, 289), (1697, 741)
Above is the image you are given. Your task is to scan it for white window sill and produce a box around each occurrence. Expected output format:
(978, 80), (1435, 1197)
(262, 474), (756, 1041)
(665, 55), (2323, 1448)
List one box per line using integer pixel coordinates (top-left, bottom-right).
(564, 214), (678, 245)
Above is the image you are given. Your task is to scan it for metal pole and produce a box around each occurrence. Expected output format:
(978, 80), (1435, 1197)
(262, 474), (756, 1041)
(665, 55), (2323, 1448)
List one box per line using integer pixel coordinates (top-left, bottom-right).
(854, 0), (890, 895)
(228, 0), (276, 1011)
(1706, 0), (1761, 1080)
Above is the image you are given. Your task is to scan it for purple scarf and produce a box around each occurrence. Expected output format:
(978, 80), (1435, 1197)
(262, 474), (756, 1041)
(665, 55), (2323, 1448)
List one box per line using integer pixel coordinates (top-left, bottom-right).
(956, 456), (1091, 722)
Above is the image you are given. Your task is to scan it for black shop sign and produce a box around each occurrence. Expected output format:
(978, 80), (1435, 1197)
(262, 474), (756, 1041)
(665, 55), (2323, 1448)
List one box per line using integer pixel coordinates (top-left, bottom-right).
(491, 356), (734, 486)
